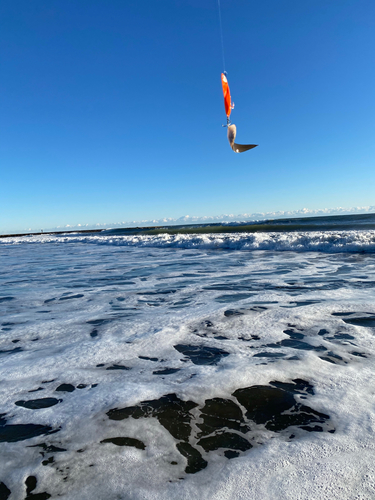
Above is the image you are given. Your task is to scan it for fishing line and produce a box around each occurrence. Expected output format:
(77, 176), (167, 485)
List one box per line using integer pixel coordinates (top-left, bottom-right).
(217, 0), (226, 71)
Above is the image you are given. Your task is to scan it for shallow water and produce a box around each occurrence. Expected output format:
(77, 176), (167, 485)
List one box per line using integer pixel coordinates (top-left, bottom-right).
(1, 234), (375, 499)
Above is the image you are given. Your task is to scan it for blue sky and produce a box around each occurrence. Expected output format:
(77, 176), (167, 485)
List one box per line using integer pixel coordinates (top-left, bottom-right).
(1, 0), (375, 233)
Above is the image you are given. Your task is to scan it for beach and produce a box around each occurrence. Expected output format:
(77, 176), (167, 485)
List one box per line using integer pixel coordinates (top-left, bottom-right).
(1, 214), (375, 499)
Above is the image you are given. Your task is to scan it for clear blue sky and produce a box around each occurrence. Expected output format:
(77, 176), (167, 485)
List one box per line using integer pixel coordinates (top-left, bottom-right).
(1, 0), (375, 233)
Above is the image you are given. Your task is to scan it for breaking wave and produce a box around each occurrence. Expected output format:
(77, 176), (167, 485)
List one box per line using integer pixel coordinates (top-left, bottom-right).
(2, 230), (375, 253)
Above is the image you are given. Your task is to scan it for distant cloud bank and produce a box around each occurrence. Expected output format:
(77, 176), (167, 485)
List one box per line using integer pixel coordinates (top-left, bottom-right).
(14, 205), (375, 234)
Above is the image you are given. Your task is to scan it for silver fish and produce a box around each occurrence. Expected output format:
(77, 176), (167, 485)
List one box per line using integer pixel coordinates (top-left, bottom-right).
(227, 124), (257, 153)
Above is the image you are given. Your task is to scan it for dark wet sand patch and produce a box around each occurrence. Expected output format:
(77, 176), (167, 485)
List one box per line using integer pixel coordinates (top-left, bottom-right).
(233, 384), (330, 432)
(238, 335), (261, 342)
(25, 475), (51, 500)
(198, 432), (252, 452)
(0, 482), (11, 500)
(42, 457), (54, 466)
(100, 437), (145, 450)
(269, 379), (314, 395)
(108, 394), (198, 442)
(343, 316), (375, 327)
(319, 352), (346, 365)
(153, 368), (180, 375)
(197, 398), (248, 436)
(283, 329), (305, 340)
(176, 442), (207, 474)
(106, 379), (333, 474)
(15, 398), (61, 410)
(30, 443), (67, 454)
(274, 339), (326, 351)
(224, 309), (244, 317)
(224, 450), (240, 459)
(351, 351), (367, 358)
(106, 365), (131, 371)
(332, 332), (355, 340)
(174, 344), (229, 365)
(248, 306), (268, 312)
(0, 346), (22, 355)
(55, 384), (75, 393)
(0, 423), (55, 443)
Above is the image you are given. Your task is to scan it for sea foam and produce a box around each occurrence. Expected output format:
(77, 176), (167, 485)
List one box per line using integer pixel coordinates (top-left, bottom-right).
(2, 229), (375, 253)
(1, 238), (375, 499)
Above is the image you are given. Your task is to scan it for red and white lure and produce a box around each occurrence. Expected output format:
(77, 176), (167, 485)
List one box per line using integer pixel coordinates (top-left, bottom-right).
(221, 73), (257, 153)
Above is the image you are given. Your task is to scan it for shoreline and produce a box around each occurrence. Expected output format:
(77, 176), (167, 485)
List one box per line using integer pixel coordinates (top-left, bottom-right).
(1, 212), (375, 239)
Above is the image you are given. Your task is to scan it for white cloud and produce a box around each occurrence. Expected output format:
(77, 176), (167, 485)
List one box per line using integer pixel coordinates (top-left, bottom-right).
(13, 204), (374, 235)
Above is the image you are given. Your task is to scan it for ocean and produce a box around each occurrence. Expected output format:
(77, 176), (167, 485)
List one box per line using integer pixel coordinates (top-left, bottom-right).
(1, 213), (375, 499)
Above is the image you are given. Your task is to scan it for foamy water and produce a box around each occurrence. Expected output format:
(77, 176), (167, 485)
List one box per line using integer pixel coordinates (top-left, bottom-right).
(3, 228), (375, 253)
(1, 233), (375, 499)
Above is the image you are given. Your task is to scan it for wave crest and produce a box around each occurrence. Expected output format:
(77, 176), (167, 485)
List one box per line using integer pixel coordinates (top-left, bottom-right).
(2, 230), (375, 253)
